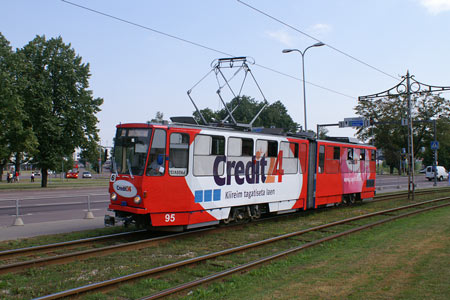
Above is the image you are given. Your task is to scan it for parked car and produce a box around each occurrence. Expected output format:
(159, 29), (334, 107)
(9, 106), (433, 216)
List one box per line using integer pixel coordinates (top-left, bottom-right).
(425, 166), (449, 181)
(66, 171), (79, 179)
(82, 171), (92, 178)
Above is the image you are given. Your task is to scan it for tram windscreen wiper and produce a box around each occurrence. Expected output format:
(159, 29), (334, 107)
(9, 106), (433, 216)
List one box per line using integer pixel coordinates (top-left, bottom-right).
(126, 158), (134, 179)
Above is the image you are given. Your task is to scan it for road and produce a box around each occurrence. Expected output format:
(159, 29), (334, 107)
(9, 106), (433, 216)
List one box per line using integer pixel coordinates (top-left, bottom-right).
(376, 173), (450, 192)
(0, 187), (110, 228)
(0, 174), (448, 236)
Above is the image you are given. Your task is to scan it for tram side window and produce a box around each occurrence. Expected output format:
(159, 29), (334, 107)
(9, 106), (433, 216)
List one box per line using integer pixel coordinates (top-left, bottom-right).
(194, 135), (225, 176)
(325, 146), (339, 174)
(267, 141), (278, 157)
(347, 148), (354, 161)
(318, 145), (325, 174)
(358, 148), (366, 173)
(256, 140), (279, 175)
(169, 133), (189, 176)
(146, 129), (167, 176)
(280, 141), (298, 174)
(334, 147), (340, 160)
(228, 137), (253, 176)
(360, 149), (366, 160)
(344, 148), (355, 173)
(369, 149), (377, 173)
(256, 140), (278, 157)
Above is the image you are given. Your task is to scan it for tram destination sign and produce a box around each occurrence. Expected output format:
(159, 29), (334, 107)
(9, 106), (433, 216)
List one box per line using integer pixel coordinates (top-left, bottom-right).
(339, 117), (369, 128)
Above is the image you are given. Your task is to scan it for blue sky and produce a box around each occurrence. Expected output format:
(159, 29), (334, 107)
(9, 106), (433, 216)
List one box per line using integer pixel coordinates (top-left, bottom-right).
(2, 0), (450, 146)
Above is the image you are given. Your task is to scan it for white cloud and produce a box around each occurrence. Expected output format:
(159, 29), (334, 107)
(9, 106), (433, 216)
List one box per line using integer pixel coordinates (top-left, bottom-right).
(266, 29), (295, 46)
(309, 23), (332, 35)
(420, 0), (450, 14)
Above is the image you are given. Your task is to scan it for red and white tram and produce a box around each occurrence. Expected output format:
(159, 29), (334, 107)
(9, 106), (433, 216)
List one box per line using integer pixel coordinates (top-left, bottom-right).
(106, 121), (376, 230)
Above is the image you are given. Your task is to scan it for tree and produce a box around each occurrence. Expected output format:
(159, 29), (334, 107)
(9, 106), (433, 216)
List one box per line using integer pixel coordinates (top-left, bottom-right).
(318, 127), (329, 140)
(0, 33), (37, 181)
(19, 35), (103, 187)
(422, 117), (450, 168)
(150, 111), (164, 123)
(355, 93), (450, 174)
(194, 96), (298, 132)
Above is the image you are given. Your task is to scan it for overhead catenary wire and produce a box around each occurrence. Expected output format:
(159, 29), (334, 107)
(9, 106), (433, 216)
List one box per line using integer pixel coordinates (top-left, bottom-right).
(61, 0), (356, 100)
(237, 0), (400, 82)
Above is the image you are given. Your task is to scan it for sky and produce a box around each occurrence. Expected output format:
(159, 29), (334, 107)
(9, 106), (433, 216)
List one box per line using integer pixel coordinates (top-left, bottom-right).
(1, 0), (450, 147)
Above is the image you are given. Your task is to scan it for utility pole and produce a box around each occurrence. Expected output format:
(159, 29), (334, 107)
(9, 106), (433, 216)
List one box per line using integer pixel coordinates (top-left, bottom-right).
(406, 71), (415, 199)
(433, 119), (438, 187)
(359, 71), (450, 200)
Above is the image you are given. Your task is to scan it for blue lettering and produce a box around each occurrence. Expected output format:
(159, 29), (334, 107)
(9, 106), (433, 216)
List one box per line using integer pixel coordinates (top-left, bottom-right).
(245, 157), (255, 184)
(260, 156), (267, 183)
(213, 156), (226, 186)
(226, 161), (236, 185)
(234, 161), (245, 185)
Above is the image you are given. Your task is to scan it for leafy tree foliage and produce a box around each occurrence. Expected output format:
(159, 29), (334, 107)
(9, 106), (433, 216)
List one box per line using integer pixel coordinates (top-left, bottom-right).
(355, 94), (450, 173)
(194, 96), (299, 132)
(318, 127), (329, 140)
(0, 33), (37, 181)
(18, 35), (103, 186)
(150, 111), (164, 123)
(422, 117), (450, 168)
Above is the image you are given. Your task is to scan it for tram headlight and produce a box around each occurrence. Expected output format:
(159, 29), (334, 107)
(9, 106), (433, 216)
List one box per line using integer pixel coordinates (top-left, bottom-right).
(110, 192), (117, 201)
(133, 195), (142, 204)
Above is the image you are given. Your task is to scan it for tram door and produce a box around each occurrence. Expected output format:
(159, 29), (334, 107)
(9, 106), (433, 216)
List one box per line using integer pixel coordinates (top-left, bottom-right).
(306, 141), (317, 209)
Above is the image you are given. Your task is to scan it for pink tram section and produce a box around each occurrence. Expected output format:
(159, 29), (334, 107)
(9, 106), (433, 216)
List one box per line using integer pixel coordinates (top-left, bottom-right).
(107, 123), (376, 230)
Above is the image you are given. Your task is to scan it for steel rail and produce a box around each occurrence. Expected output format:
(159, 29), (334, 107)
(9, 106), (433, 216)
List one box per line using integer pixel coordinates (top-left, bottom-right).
(142, 201), (450, 300)
(0, 227), (217, 274)
(32, 197), (450, 300)
(0, 230), (147, 260)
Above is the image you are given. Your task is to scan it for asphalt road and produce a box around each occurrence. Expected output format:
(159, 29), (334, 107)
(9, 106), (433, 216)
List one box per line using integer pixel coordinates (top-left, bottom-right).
(0, 174), (448, 241)
(0, 187), (109, 227)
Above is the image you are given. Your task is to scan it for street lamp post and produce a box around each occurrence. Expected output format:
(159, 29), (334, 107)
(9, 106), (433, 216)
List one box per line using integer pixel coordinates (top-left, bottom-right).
(282, 42), (325, 132)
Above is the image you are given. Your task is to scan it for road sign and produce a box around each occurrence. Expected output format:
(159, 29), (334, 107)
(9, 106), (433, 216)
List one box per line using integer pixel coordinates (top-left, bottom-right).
(431, 141), (439, 150)
(340, 117), (366, 128)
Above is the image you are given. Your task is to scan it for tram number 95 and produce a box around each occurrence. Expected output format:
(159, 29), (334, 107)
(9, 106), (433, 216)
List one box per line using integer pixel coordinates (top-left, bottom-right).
(165, 214), (175, 223)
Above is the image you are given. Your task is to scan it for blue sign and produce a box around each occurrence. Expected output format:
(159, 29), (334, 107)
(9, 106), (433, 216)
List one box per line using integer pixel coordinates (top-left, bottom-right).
(349, 120), (364, 127)
(431, 141), (439, 150)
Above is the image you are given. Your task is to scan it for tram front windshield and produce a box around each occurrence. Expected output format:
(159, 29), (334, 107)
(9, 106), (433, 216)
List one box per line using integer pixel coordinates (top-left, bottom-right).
(113, 128), (151, 176)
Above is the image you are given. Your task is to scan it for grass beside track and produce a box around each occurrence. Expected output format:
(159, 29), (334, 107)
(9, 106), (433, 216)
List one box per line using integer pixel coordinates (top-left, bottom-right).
(0, 191), (448, 299)
(180, 206), (450, 300)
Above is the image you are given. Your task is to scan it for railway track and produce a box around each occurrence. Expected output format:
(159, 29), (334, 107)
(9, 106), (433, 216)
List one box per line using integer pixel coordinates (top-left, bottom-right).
(0, 229), (147, 260)
(1, 187), (449, 275)
(32, 196), (450, 300)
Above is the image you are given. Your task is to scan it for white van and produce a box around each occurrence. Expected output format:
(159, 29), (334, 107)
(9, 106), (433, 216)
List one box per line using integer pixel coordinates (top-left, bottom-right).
(425, 166), (449, 181)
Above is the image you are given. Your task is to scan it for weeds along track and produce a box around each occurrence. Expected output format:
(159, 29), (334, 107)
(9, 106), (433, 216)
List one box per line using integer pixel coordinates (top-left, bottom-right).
(32, 196), (450, 300)
(0, 230), (147, 260)
(0, 187), (448, 276)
